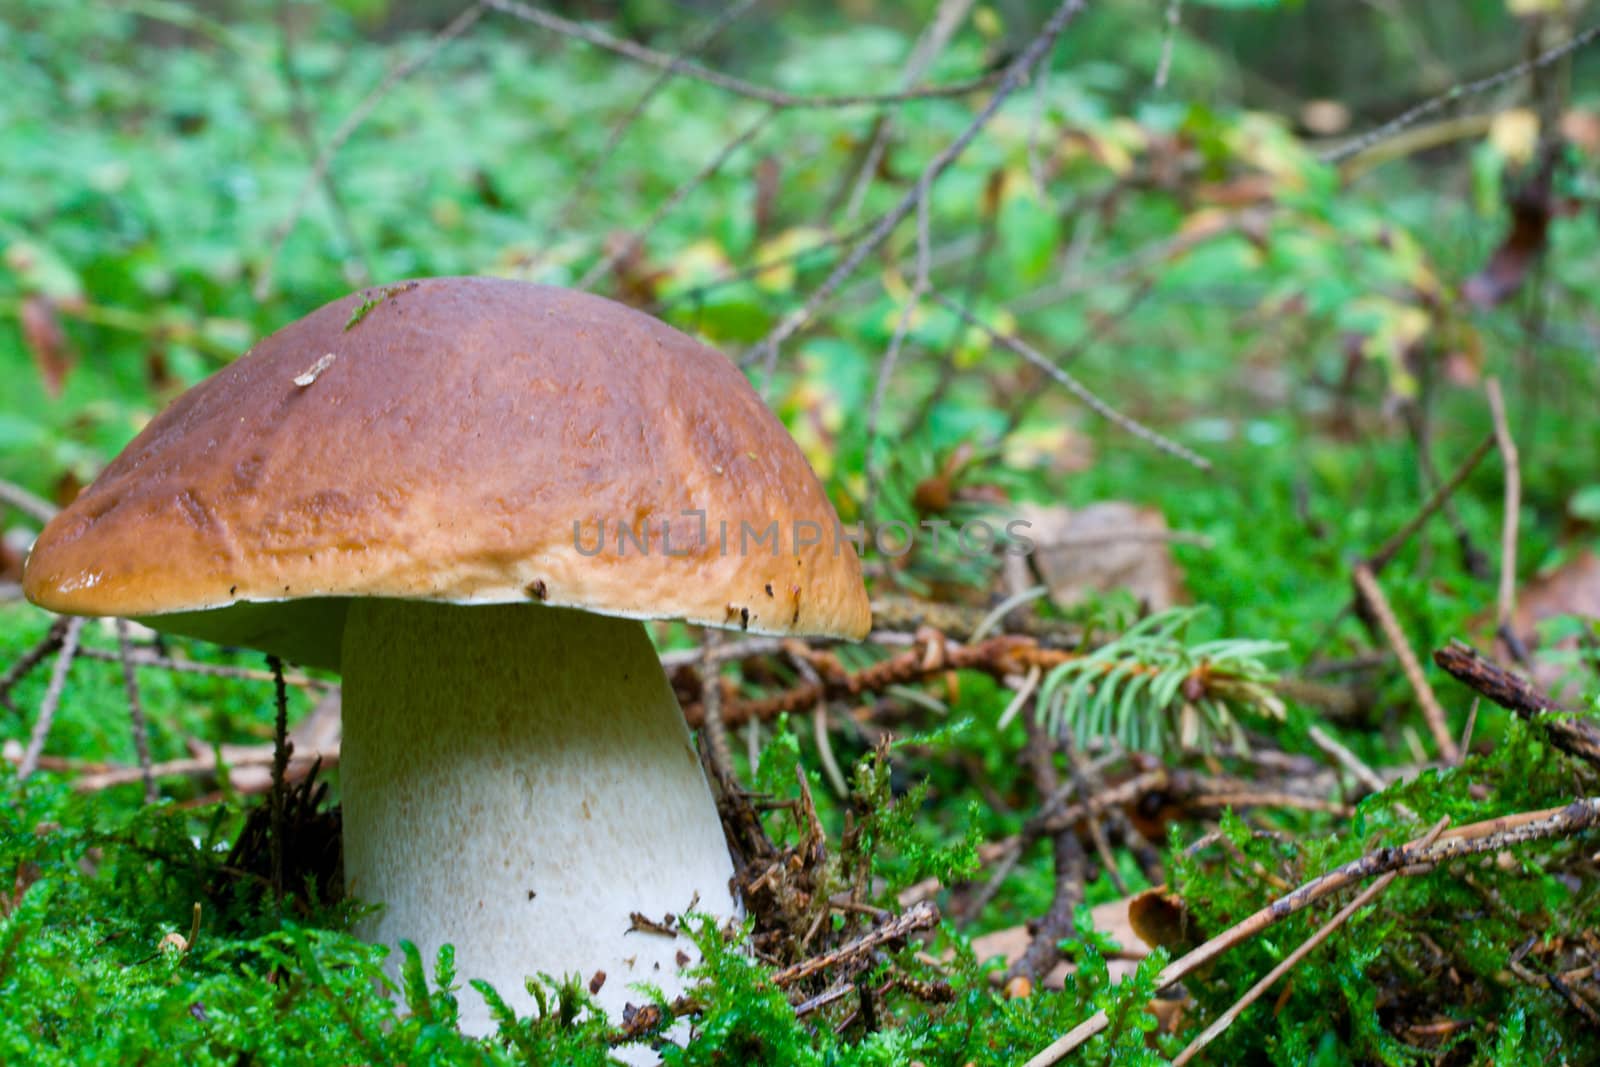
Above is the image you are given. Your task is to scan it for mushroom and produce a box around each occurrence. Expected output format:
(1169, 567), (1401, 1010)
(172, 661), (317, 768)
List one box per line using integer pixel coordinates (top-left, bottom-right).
(22, 277), (870, 1034)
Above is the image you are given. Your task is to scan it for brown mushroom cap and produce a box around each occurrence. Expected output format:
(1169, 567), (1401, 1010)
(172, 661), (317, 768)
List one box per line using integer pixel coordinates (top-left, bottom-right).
(23, 278), (870, 669)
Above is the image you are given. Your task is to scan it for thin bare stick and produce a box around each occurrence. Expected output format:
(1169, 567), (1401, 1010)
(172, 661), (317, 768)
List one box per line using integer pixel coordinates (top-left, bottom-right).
(268, 655), (290, 898)
(1304, 432), (1497, 666)
(863, 194), (934, 523)
(659, 636), (788, 670)
(933, 292), (1213, 471)
(73, 646), (330, 690)
(1025, 798), (1600, 1066)
(1306, 724), (1388, 796)
(485, 0), (1001, 110)
(255, 3), (487, 299)
(1323, 21), (1600, 166)
(17, 617), (85, 780)
(1153, 0), (1182, 89)
(1485, 378), (1521, 648)
(0, 477), (57, 524)
(276, 0), (371, 284)
(1458, 696), (1480, 762)
(1352, 564), (1458, 762)
(771, 900), (939, 987)
(578, 105), (776, 291)
(1170, 817), (1451, 1066)
(114, 619), (158, 804)
(841, 0), (976, 220)
(746, 0), (1087, 374)
(68, 747), (340, 793)
(1366, 433), (1496, 574)
(0, 618), (68, 713)
(535, 0), (762, 263)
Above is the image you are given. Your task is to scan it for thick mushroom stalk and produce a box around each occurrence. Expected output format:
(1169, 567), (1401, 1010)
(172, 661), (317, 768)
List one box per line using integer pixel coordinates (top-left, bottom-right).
(339, 598), (738, 1033)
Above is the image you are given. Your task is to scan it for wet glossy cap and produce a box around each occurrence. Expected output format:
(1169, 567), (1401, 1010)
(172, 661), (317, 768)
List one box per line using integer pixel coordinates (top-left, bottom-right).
(23, 277), (870, 669)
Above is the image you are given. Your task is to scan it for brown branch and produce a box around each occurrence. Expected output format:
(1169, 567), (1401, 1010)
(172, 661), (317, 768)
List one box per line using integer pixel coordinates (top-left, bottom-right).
(1366, 433), (1497, 575)
(1024, 797), (1600, 1065)
(1485, 378), (1523, 659)
(114, 619), (157, 804)
(1433, 641), (1600, 771)
(1170, 817), (1452, 1066)
(17, 617), (84, 780)
(1352, 564), (1458, 762)
(1005, 720), (1085, 982)
(0, 477), (57, 524)
(681, 631), (1269, 731)
(0, 618), (69, 714)
(1305, 432), (1495, 667)
(747, 0), (1088, 377)
(770, 900), (939, 988)
(484, 0), (1003, 110)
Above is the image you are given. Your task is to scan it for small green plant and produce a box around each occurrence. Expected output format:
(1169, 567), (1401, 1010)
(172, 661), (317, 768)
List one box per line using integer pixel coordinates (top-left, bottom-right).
(1035, 607), (1286, 755)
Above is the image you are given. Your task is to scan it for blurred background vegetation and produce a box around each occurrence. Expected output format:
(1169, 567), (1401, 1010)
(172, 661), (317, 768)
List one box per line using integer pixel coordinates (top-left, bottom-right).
(2, 0), (1599, 1063)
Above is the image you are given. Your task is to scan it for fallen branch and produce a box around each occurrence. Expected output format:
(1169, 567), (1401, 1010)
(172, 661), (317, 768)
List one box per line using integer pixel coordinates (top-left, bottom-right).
(17, 617), (84, 780)
(1169, 817), (1451, 1065)
(1433, 641), (1600, 772)
(770, 900), (939, 988)
(60, 747), (341, 793)
(1023, 797), (1600, 1065)
(681, 630), (1266, 730)
(1485, 379), (1523, 661)
(1352, 564), (1458, 761)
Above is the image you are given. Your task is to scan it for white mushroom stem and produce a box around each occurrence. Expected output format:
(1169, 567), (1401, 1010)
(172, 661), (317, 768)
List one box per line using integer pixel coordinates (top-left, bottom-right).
(340, 599), (739, 1035)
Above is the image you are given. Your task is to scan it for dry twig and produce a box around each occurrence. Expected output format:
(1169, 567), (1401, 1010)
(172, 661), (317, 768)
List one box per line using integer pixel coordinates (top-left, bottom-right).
(747, 0), (1088, 379)
(771, 900), (939, 988)
(114, 618), (157, 803)
(1169, 817), (1451, 1065)
(485, 0), (1003, 110)
(1485, 378), (1522, 659)
(17, 617), (84, 780)
(1434, 641), (1600, 772)
(1352, 563), (1458, 762)
(1024, 798), (1600, 1065)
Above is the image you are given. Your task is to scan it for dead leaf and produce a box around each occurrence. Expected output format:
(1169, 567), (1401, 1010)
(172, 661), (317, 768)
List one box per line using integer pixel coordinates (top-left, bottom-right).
(1505, 549), (1600, 699)
(1462, 154), (1555, 309)
(1127, 885), (1202, 956)
(20, 294), (76, 397)
(1005, 501), (1189, 612)
(968, 896), (1146, 990)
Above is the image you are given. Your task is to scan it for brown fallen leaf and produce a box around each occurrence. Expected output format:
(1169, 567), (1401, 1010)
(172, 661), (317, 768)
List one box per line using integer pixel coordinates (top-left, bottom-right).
(1004, 501), (1189, 613)
(1503, 548), (1600, 699)
(20, 294), (76, 397)
(1127, 885), (1203, 957)
(1462, 153), (1555, 309)
(968, 896), (1146, 991)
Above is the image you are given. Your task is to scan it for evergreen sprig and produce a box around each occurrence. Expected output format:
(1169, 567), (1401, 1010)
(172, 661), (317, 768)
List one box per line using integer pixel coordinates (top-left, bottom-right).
(1034, 608), (1285, 755)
